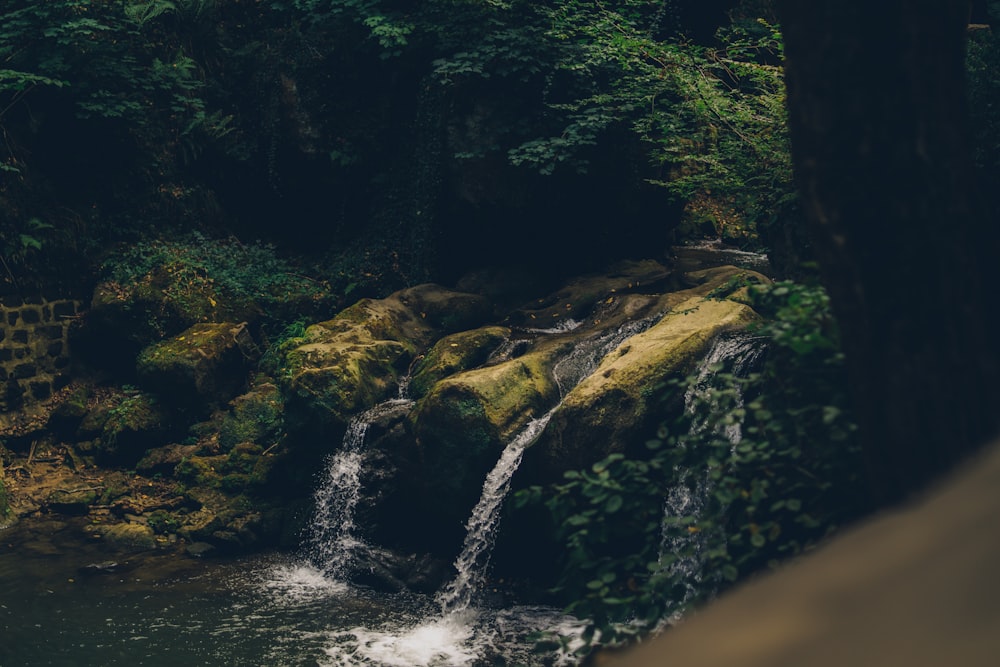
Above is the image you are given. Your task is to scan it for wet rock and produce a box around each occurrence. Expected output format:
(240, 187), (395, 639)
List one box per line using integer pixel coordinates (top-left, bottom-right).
(185, 541), (217, 558)
(410, 347), (563, 537)
(504, 259), (674, 328)
(95, 523), (157, 552)
(78, 560), (127, 576)
(135, 443), (200, 476)
(529, 270), (766, 479)
(351, 545), (450, 595)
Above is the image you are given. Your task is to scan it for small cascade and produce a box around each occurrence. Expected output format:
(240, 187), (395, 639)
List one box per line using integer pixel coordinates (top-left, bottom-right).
(310, 320), (662, 665)
(552, 317), (657, 400)
(306, 392), (413, 580)
(683, 331), (764, 443)
(658, 331), (765, 609)
(435, 413), (553, 614)
(438, 317), (660, 615)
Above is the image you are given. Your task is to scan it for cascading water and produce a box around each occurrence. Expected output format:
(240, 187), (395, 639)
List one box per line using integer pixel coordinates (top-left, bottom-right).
(306, 385), (414, 580)
(435, 413), (552, 615)
(658, 331), (765, 610)
(437, 316), (660, 616)
(318, 318), (660, 666)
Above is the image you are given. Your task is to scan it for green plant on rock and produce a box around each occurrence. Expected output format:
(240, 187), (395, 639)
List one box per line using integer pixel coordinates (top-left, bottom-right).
(218, 390), (284, 451)
(101, 233), (333, 330)
(517, 281), (868, 651)
(146, 508), (181, 534)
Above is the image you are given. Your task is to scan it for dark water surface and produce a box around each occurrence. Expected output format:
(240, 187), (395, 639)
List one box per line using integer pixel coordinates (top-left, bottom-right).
(0, 518), (580, 667)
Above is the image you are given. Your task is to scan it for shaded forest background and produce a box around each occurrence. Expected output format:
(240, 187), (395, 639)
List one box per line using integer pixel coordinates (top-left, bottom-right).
(1, 0), (800, 301)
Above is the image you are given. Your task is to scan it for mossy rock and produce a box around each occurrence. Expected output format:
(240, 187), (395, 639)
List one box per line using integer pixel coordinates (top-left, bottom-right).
(218, 382), (284, 451)
(86, 390), (173, 465)
(174, 455), (226, 487)
(46, 485), (99, 515)
(409, 326), (510, 398)
(137, 322), (260, 411)
(47, 385), (90, 436)
(410, 346), (564, 528)
(175, 488), (271, 550)
(530, 294), (760, 478)
(135, 443), (200, 476)
(280, 284), (491, 431)
(96, 523), (157, 552)
(505, 259), (673, 327)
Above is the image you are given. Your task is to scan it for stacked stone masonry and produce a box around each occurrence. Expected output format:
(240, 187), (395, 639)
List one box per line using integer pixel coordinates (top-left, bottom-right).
(0, 296), (82, 412)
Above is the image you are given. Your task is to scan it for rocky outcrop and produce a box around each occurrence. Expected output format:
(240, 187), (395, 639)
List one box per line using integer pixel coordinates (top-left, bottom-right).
(408, 326), (510, 399)
(136, 322), (260, 412)
(280, 284), (491, 432)
(370, 263), (767, 556)
(75, 388), (174, 466)
(530, 295), (759, 477)
(1, 256), (770, 571)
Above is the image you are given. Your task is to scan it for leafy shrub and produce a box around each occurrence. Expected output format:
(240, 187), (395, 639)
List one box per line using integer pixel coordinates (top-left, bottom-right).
(517, 281), (869, 650)
(100, 232), (334, 328)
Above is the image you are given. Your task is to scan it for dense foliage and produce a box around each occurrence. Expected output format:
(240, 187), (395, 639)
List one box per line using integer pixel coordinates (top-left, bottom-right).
(1, 0), (791, 294)
(516, 280), (869, 649)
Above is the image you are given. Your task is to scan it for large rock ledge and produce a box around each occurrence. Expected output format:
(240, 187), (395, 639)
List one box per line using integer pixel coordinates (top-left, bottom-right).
(532, 295), (759, 476)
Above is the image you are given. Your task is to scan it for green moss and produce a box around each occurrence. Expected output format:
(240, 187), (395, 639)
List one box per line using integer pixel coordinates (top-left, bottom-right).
(218, 384), (284, 450)
(103, 391), (163, 442)
(409, 326), (510, 398)
(147, 509), (181, 534)
(100, 233), (335, 329)
(174, 456), (220, 487)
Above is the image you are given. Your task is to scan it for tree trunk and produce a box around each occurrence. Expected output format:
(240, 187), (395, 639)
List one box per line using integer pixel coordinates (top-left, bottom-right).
(775, 0), (1000, 503)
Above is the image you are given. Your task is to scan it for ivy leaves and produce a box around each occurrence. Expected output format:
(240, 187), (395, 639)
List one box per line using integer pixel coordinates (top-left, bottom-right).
(518, 281), (868, 653)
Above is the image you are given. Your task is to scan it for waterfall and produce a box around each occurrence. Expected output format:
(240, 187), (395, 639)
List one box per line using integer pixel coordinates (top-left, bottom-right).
(306, 392), (413, 580)
(435, 413), (552, 614)
(437, 317), (659, 615)
(311, 321), (660, 666)
(658, 331), (765, 609)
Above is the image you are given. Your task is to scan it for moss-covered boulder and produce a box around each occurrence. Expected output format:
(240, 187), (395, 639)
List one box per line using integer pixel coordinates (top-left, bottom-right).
(135, 443), (200, 476)
(137, 322), (260, 411)
(175, 487), (275, 551)
(408, 344), (566, 538)
(45, 484), (99, 515)
(72, 238), (335, 374)
(408, 326), (511, 398)
(217, 381), (284, 451)
(77, 389), (174, 466)
(530, 294), (760, 478)
(94, 522), (158, 552)
(280, 284), (491, 432)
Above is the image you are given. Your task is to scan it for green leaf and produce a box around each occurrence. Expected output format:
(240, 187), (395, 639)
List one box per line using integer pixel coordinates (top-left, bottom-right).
(19, 234), (42, 250)
(605, 495), (623, 513)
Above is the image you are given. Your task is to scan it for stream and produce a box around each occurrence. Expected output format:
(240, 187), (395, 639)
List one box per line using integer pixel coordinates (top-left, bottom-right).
(0, 517), (581, 666)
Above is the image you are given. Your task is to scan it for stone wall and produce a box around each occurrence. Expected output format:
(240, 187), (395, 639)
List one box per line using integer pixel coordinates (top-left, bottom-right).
(1, 296), (82, 412)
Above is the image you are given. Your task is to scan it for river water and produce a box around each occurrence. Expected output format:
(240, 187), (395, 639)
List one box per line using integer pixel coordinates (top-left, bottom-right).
(0, 517), (581, 666)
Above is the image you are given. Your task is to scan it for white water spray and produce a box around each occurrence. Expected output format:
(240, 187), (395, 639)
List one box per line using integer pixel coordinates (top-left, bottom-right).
(306, 393), (413, 579)
(320, 319), (659, 666)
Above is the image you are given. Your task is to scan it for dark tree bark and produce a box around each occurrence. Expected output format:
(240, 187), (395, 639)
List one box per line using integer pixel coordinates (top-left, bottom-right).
(775, 0), (1000, 503)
